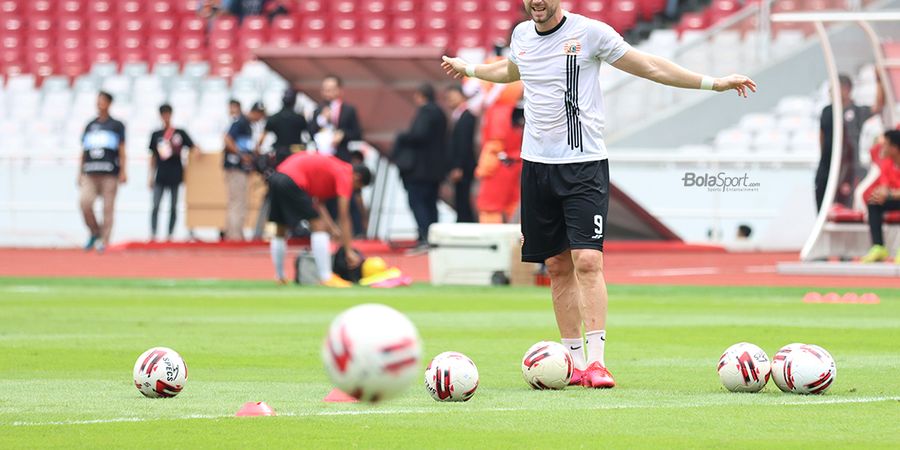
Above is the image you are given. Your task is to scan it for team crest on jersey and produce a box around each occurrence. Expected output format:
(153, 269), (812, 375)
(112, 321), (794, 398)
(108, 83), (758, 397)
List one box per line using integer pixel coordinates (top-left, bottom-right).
(563, 40), (582, 56)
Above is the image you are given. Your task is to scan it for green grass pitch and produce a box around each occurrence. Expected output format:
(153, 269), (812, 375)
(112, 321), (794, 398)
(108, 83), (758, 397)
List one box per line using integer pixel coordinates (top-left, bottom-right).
(0, 278), (898, 449)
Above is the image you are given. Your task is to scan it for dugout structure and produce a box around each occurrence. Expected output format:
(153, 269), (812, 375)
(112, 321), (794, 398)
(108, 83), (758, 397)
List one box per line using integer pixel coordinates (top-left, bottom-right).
(772, 11), (900, 275)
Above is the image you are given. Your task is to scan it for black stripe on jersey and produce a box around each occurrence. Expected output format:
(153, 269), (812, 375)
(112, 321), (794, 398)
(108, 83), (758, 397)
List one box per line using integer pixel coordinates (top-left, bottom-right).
(565, 54), (583, 151)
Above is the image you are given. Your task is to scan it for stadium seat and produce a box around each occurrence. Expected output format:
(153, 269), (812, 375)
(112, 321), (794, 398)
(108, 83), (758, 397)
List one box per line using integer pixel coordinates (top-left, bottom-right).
(752, 129), (790, 153)
(210, 51), (240, 79)
(88, 0), (116, 16)
(676, 12), (708, 35)
(578, 0), (607, 19)
(607, 0), (639, 33)
(0, 0), (21, 17)
(706, 0), (740, 26)
(299, 15), (329, 48)
(270, 15), (299, 48)
(361, 15), (391, 47)
(177, 35), (207, 64)
(392, 14), (421, 47)
(488, 0), (522, 18)
(739, 113), (777, 134)
(147, 0), (175, 17)
(26, 0), (54, 17)
(713, 128), (752, 153)
(330, 0), (358, 14)
(298, 0), (326, 15)
(332, 14), (360, 48)
(180, 16), (207, 39)
(789, 129), (819, 154)
(390, 0), (418, 14)
(638, 0), (667, 21)
(455, 17), (486, 51)
(455, 0), (482, 15)
(776, 96), (816, 118)
(239, 16), (269, 59)
(363, 0), (390, 15)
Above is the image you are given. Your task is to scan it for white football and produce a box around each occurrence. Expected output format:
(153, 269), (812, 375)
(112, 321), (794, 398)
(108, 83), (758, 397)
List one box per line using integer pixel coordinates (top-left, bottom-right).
(424, 352), (479, 402)
(782, 344), (836, 395)
(133, 347), (188, 398)
(521, 341), (573, 390)
(717, 342), (771, 392)
(771, 343), (805, 392)
(322, 304), (422, 402)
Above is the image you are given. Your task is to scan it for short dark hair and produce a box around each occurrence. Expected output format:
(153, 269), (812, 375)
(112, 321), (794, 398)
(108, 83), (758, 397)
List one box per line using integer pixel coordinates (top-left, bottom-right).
(350, 150), (364, 163)
(282, 89), (297, 108)
(229, 99), (241, 108)
(98, 91), (113, 103)
(417, 83), (435, 103)
(324, 74), (343, 87)
(250, 101), (265, 113)
(885, 129), (900, 149)
(738, 224), (752, 238)
(838, 74), (853, 89)
(353, 163), (372, 187)
(159, 104), (173, 114)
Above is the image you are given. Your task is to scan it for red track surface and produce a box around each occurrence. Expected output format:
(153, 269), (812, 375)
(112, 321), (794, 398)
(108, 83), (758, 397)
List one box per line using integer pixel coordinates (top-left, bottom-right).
(0, 246), (897, 288)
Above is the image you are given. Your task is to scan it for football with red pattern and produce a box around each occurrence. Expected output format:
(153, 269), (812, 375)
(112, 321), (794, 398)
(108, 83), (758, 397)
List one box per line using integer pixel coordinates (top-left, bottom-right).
(424, 351), (479, 402)
(717, 342), (771, 392)
(133, 347), (188, 398)
(521, 341), (573, 390)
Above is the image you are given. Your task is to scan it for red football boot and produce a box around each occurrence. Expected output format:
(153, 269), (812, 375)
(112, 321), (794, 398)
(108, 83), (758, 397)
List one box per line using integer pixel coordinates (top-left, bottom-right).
(569, 367), (585, 386)
(581, 362), (616, 388)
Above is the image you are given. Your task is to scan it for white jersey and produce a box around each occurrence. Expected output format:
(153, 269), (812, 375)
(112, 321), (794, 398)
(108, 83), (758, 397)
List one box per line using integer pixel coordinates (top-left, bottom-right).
(508, 13), (631, 164)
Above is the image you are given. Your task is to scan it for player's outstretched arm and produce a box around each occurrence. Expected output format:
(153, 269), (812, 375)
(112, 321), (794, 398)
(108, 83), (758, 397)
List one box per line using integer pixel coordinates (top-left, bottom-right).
(441, 56), (521, 84)
(611, 49), (757, 98)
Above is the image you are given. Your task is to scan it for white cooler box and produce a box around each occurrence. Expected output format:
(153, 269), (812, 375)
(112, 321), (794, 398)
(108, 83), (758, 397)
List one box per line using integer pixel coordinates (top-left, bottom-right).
(428, 223), (521, 286)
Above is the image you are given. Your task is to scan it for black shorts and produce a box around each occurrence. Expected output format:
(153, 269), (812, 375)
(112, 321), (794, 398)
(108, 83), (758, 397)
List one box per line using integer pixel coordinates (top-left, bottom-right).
(268, 172), (318, 227)
(520, 159), (609, 263)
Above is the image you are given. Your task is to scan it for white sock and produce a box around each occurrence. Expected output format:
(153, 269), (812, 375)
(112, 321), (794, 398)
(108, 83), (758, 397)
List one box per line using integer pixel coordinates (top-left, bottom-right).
(270, 237), (286, 281)
(561, 337), (586, 370)
(585, 330), (606, 366)
(310, 231), (332, 281)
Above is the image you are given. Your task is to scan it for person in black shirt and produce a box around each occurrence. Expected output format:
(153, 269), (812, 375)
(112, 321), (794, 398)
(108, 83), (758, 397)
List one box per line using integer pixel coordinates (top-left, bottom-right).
(79, 91), (126, 253)
(223, 99), (254, 241)
(817, 74), (872, 211)
(257, 89), (308, 166)
(149, 104), (199, 241)
(309, 75), (363, 162)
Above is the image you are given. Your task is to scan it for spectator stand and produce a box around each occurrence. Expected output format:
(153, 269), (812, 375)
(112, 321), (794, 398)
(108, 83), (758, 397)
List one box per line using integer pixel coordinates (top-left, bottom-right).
(773, 11), (900, 276)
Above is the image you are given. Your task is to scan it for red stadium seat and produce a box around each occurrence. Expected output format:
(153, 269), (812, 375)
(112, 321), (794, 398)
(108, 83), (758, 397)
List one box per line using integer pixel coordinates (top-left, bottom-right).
(176, 35), (207, 63)
(607, 0), (638, 33)
(392, 13), (421, 47)
(0, 0), (21, 17)
(119, 17), (147, 41)
(456, 0), (482, 15)
(151, 16), (179, 36)
(638, 0), (666, 21)
(26, 33), (55, 78)
(89, 0), (116, 15)
(117, 0), (143, 17)
(148, 35), (178, 65)
(364, 0), (390, 15)
(118, 33), (146, 65)
(423, 30), (451, 49)
(147, 0), (175, 17)
(707, 0), (740, 25)
(28, 15), (55, 37)
(299, 15), (329, 48)
(57, 0), (88, 17)
(361, 15), (391, 47)
(210, 50), (240, 78)
(488, 0), (523, 18)
(0, 16), (24, 39)
(270, 15), (298, 47)
(391, 0), (419, 14)
(59, 18), (86, 54)
(332, 14), (359, 48)
(676, 12), (709, 35)
(298, 0), (326, 15)
(87, 33), (116, 64)
(331, 0), (358, 14)
(578, 0), (607, 19)
(239, 16), (269, 59)
(26, 0), (55, 17)
(180, 16), (206, 38)
(455, 17), (486, 49)
(175, 0), (199, 15)
(485, 15), (518, 46)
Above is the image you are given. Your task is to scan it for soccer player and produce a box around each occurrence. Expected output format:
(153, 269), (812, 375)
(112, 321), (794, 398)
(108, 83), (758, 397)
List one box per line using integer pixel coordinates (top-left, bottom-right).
(441, 0), (756, 388)
(267, 152), (372, 286)
(859, 130), (900, 263)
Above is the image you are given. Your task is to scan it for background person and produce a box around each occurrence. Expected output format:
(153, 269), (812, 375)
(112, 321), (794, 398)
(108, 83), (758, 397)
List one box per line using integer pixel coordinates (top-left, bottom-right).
(445, 85), (478, 223)
(79, 91), (126, 253)
(395, 84), (448, 247)
(148, 104), (199, 242)
(223, 99), (254, 241)
(309, 75), (362, 163)
(267, 153), (372, 286)
(859, 130), (900, 263)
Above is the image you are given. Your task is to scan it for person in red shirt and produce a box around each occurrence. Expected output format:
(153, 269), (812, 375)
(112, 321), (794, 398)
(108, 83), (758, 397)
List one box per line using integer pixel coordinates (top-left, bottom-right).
(268, 153), (372, 285)
(860, 129), (900, 263)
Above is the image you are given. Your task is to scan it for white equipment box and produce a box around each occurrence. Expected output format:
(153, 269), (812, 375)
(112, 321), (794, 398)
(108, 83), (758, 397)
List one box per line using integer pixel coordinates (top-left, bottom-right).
(428, 223), (521, 286)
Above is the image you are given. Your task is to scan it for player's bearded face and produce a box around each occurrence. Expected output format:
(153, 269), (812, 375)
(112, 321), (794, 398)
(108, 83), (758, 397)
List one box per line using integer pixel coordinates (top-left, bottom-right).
(524, 0), (558, 24)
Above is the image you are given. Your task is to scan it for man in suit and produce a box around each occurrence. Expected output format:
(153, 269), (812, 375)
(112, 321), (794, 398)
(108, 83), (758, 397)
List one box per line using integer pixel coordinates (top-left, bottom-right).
(445, 85), (478, 223)
(309, 75), (362, 163)
(396, 84), (448, 246)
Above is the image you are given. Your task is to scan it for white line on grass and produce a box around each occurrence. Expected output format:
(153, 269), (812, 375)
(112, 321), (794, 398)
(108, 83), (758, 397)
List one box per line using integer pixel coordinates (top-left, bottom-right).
(8, 396), (899, 427)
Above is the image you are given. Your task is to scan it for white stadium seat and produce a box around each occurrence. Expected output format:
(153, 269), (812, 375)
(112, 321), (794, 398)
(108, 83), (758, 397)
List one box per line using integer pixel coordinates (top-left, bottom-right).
(713, 128), (753, 153)
(776, 96), (816, 118)
(752, 129), (790, 153)
(739, 113), (777, 133)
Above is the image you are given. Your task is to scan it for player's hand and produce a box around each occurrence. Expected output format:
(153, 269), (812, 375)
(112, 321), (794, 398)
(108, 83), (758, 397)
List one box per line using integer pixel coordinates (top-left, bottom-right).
(119, 171), (128, 184)
(869, 186), (888, 204)
(148, 179), (154, 190)
(332, 130), (345, 146)
(441, 56), (468, 79)
(714, 74), (757, 98)
(345, 249), (362, 268)
(448, 168), (463, 183)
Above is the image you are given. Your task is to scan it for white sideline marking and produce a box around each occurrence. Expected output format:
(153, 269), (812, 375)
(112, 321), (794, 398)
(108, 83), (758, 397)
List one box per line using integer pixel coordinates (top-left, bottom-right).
(8, 396), (899, 427)
(629, 267), (720, 277)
